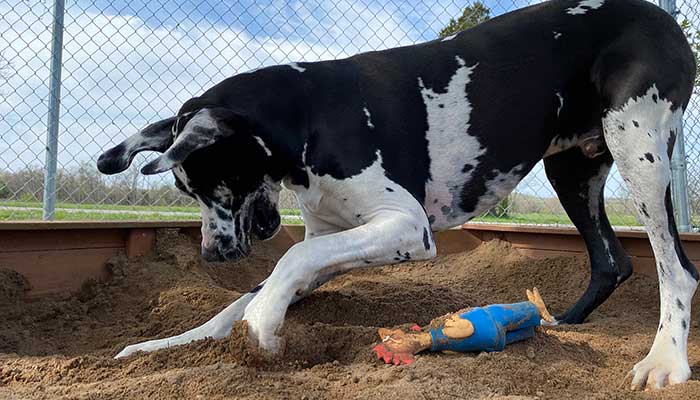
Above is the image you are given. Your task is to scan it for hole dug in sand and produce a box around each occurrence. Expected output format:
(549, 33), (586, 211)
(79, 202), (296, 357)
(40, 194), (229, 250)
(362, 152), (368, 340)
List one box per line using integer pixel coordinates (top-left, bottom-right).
(0, 231), (699, 399)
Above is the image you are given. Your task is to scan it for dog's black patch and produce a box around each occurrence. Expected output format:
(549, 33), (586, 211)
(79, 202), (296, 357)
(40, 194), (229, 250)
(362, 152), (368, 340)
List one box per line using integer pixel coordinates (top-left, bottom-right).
(676, 298), (685, 310)
(250, 284), (263, 293)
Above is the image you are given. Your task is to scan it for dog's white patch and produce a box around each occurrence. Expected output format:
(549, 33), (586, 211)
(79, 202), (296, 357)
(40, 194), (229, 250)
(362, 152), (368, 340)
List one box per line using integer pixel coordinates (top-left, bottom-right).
(419, 56), (484, 229)
(467, 164), (527, 219)
(603, 85), (697, 389)
(173, 166), (193, 193)
(199, 190), (232, 251)
(239, 66), (264, 75)
(556, 92), (564, 117)
(253, 135), (272, 156)
(144, 110), (221, 173)
(600, 236), (615, 265)
(586, 162), (609, 220)
(566, 0), (605, 15)
(301, 142), (308, 165)
(288, 62), (306, 72)
(363, 107), (375, 129)
(553, 31), (562, 39)
(124, 129), (156, 152)
(186, 108), (217, 131)
(287, 150), (426, 231)
(441, 33), (458, 42)
(586, 163), (615, 265)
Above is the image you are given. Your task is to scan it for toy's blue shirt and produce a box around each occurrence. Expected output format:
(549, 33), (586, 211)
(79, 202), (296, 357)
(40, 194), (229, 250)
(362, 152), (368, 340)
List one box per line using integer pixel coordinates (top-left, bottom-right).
(429, 301), (541, 353)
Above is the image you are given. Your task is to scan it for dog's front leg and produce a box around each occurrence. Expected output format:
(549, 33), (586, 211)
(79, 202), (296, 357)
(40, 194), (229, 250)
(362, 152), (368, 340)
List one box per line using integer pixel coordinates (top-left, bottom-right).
(114, 288), (261, 358)
(243, 210), (436, 352)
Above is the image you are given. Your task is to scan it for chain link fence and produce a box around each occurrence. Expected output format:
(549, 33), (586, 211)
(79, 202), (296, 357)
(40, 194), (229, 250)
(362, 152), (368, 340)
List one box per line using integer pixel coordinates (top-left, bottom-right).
(0, 0), (696, 228)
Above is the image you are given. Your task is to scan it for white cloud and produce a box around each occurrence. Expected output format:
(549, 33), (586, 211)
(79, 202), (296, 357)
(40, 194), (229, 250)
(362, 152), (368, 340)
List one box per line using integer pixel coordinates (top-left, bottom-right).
(0, 0), (694, 213)
(0, 0), (434, 182)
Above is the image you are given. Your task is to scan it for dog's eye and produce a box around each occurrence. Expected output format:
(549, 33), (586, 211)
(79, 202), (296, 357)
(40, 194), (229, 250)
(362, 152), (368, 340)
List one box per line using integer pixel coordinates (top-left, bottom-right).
(172, 111), (195, 137)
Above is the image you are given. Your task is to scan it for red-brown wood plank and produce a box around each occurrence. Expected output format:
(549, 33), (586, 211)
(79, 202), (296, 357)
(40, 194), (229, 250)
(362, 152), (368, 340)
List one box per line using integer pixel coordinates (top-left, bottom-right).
(0, 247), (117, 296)
(0, 230), (126, 253)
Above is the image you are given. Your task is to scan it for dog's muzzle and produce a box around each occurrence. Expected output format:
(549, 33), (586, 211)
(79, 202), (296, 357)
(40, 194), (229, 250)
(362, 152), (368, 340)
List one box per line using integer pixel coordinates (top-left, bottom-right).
(201, 240), (251, 262)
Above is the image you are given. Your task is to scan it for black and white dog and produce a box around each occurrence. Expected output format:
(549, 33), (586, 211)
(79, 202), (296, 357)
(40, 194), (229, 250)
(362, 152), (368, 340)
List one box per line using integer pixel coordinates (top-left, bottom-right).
(98, 0), (697, 390)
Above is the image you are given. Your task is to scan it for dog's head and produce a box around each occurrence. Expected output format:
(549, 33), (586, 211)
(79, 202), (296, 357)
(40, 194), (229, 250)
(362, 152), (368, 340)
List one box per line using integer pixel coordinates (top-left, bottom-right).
(97, 102), (282, 262)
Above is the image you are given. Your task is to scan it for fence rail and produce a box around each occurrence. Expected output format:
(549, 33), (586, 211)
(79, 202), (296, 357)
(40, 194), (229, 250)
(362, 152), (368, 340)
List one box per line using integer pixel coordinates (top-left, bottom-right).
(0, 0), (699, 229)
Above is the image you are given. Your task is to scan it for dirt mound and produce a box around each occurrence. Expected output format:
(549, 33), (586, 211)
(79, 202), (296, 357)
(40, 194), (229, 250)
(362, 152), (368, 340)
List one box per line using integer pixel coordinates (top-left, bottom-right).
(1, 231), (699, 399)
(0, 268), (30, 302)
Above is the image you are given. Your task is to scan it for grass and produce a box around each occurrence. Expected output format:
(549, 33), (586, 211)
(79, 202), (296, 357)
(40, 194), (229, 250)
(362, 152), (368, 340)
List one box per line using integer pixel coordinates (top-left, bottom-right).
(0, 200), (200, 213)
(0, 205), (640, 228)
(0, 209), (190, 221)
(472, 212), (642, 227)
(0, 200), (301, 216)
(0, 208), (304, 223)
(0, 198), (641, 226)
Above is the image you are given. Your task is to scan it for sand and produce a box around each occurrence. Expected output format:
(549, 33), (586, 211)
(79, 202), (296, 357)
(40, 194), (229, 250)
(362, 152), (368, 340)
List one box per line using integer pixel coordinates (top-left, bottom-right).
(1, 229), (699, 400)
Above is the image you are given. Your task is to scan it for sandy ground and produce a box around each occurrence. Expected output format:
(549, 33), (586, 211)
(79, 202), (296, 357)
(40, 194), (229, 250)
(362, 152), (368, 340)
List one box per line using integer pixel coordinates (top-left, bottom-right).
(1, 229), (700, 400)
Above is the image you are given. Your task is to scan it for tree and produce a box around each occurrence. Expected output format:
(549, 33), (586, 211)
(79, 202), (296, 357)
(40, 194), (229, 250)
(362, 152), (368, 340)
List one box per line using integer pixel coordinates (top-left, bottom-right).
(439, 1), (491, 38)
(681, 19), (700, 93)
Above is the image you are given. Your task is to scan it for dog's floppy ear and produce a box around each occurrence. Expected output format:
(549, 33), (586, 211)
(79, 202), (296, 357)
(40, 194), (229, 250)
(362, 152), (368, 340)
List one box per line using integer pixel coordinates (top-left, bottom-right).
(140, 108), (249, 175)
(96, 117), (177, 175)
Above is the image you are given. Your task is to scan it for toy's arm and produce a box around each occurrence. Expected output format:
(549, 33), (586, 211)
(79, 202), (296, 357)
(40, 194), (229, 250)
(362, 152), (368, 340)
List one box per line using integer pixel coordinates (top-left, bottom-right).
(373, 325), (433, 365)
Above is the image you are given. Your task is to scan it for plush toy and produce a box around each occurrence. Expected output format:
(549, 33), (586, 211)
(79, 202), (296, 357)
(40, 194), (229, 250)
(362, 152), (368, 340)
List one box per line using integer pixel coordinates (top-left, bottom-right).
(373, 288), (554, 365)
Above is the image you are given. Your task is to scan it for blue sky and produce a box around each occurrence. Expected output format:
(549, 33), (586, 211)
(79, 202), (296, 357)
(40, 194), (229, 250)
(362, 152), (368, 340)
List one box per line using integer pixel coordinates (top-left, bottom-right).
(0, 0), (696, 204)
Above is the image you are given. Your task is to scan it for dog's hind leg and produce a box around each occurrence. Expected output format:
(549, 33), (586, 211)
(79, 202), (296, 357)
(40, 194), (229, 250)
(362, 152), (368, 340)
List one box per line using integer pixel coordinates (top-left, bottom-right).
(544, 146), (632, 324)
(602, 86), (698, 389)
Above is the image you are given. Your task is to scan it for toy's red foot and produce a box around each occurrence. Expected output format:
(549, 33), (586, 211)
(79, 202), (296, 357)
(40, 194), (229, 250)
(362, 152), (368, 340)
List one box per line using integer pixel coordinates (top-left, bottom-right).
(372, 327), (431, 366)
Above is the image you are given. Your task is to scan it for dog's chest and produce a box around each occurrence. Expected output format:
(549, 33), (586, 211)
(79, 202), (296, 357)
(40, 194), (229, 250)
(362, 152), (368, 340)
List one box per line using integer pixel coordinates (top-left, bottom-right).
(285, 150), (424, 229)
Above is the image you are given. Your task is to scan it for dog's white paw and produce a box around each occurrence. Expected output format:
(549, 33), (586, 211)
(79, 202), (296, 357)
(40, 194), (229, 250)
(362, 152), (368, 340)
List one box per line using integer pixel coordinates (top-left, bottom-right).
(247, 323), (282, 353)
(629, 348), (691, 390)
(114, 338), (172, 359)
(114, 343), (142, 359)
(243, 299), (284, 353)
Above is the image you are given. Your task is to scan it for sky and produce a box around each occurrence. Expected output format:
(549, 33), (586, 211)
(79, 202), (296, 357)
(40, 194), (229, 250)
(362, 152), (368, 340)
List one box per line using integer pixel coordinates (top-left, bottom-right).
(0, 0), (697, 204)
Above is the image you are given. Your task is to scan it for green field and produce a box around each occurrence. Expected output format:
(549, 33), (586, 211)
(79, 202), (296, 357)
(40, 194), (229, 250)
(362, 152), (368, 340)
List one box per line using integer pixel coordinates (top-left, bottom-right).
(472, 212), (641, 227)
(0, 209), (305, 224)
(0, 201), (303, 223)
(0, 200), (303, 215)
(0, 200), (200, 213)
(0, 200), (644, 227)
(0, 209), (193, 221)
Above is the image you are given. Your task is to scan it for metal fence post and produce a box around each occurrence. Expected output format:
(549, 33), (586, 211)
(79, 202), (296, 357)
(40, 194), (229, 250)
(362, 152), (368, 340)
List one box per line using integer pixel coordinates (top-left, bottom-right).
(42, 0), (66, 221)
(659, 0), (692, 232)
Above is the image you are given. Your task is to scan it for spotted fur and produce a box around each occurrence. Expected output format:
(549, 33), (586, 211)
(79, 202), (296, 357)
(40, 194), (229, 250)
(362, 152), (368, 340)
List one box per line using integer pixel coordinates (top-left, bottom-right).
(99, 0), (697, 390)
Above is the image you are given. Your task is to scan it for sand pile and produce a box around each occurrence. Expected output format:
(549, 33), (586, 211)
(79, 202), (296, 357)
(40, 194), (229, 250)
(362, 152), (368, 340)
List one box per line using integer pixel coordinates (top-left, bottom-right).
(0, 229), (699, 399)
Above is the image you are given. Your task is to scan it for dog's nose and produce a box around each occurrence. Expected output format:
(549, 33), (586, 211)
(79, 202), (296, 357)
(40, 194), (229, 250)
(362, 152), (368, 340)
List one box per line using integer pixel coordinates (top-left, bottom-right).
(201, 244), (250, 262)
(201, 246), (226, 262)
